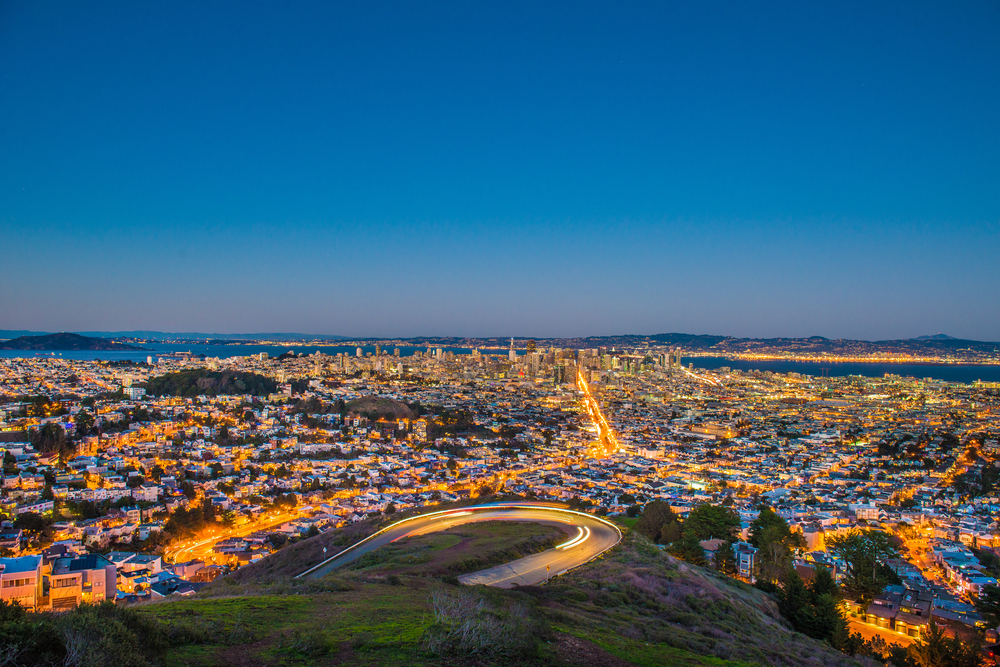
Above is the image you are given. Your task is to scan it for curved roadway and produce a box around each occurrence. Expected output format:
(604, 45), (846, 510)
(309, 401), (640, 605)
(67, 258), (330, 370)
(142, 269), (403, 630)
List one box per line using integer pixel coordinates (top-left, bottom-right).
(296, 502), (622, 587)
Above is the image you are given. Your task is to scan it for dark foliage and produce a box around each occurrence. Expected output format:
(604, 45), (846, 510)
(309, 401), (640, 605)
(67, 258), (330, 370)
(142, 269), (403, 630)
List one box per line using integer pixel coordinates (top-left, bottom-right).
(30, 422), (73, 459)
(0, 598), (166, 667)
(146, 370), (278, 397)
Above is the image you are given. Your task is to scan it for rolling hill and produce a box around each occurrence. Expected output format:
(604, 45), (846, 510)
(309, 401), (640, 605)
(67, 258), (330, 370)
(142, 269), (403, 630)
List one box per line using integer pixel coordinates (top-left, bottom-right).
(0, 332), (145, 351)
(129, 515), (861, 667)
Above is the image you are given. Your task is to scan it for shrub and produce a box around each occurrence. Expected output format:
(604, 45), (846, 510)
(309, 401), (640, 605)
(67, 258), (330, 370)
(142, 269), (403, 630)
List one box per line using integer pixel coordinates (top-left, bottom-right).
(421, 588), (541, 660)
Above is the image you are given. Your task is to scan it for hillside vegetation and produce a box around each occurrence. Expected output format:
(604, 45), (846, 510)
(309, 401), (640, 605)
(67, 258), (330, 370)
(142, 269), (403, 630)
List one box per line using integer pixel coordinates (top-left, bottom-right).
(145, 370), (277, 397)
(345, 396), (415, 420)
(113, 521), (863, 667)
(0, 499), (877, 667)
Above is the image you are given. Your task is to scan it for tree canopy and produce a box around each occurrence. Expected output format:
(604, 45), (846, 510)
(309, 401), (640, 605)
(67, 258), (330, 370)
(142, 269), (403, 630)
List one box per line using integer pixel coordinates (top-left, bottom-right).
(682, 503), (740, 541)
(146, 370), (277, 397)
(826, 529), (900, 603)
(30, 423), (73, 459)
(633, 500), (680, 544)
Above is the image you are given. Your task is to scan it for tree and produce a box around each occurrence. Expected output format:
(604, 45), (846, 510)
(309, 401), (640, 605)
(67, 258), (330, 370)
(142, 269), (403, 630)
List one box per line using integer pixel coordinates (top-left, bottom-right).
(14, 512), (48, 533)
(809, 565), (839, 599)
(975, 584), (1000, 628)
(634, 500), (678, 543)
(3, 450), (16, 474)
(778, 568), (814, 631)
(74, 410), (95, 437)
(906, 618), (983, 667)
(826, 529), (900, 603)
(775, 567), (848, 644)
(201, 500), (215, 523)
(756, 524), (798, 585)
(713, 539), (738, 575)
(658, 520), (683, 544)
(669, 533), (707, 566)
(682, 503), (740, 542)
(68, 500), (101, 520)
(30, 423), (72, 459)
(749, 507), (793, 547)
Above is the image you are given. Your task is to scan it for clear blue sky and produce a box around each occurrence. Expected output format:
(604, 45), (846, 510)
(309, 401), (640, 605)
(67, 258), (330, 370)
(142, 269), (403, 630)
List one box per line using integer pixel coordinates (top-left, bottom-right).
(1, 1), (998, 340)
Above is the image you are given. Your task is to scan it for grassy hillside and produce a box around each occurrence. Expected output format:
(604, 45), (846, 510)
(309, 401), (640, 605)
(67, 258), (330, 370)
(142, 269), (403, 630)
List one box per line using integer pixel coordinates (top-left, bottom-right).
(339, 520), (568, 577)
(125, 524), (862, 667)
(535, 534), (859, 667)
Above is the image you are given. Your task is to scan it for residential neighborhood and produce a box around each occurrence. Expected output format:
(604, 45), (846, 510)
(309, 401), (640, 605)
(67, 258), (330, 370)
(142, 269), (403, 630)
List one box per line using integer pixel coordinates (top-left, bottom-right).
(1, 344), (998, 654)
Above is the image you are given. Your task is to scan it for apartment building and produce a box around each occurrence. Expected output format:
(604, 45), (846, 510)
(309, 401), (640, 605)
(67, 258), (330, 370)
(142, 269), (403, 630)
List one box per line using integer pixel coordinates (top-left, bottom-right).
(0, 555), (43, 611)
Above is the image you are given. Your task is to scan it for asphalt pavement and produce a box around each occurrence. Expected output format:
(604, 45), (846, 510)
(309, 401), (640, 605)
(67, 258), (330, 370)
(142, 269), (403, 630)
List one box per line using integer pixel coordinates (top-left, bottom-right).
(297, 502), (622, 586)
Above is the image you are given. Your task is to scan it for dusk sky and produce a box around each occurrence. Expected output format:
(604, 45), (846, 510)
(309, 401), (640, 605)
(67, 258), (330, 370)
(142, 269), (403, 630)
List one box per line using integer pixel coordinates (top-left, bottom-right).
(1, 1), (998, 340)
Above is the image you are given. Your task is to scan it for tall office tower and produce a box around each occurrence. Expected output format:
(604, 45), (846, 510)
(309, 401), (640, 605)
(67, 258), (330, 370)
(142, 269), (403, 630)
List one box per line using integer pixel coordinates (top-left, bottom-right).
(509, 339), (516, 362)
(553, 364), (566, 384)
(375, 345), (381, 356)
(394, 348), (400, 357)
(526, 339), (537, 353)
(356, 347), (363, 357)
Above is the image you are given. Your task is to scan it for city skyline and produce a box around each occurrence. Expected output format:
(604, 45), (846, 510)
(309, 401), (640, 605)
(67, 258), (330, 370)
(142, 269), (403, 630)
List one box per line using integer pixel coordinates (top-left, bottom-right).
(0, 328), (996, 344)
(3, 3), (999, 664)
(3, 1), (999, 339)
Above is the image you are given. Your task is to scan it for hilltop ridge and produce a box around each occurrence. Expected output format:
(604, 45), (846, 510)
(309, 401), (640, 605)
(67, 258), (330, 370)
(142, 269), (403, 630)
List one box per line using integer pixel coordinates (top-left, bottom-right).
(0, 332), (145, 351)
(117, 519), (861, 667)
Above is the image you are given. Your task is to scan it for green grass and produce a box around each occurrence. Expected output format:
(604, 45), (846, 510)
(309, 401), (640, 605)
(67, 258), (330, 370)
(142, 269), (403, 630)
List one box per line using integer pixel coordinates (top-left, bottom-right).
(136, 521), (861, 667)
(343, 520), (567, 576)
(140, 580), (764, 667)
(615, 516), (640, 529)
(554, 625), (759, 667)
(142, 584), (438, 667)
(532, 534), (860, 667)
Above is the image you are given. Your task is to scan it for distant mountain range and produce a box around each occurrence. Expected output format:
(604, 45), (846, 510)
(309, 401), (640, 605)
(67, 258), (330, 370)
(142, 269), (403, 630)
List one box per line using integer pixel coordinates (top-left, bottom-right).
(911, 333), (958, 341)
(0, 330), (985, 344)
(0, 333), (146, 351)
(0, 330), (996, 361)
(0, 330), (348, 342)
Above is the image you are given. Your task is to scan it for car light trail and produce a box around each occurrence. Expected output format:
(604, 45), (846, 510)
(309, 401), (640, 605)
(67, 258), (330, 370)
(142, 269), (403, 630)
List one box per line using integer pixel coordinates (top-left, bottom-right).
(577, 369), (620, 455)
(557, 526), (590, 550)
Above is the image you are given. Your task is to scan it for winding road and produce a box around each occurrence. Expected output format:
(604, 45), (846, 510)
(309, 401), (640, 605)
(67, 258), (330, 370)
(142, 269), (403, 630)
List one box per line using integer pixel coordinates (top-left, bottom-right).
(296, 502), (622, 587)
